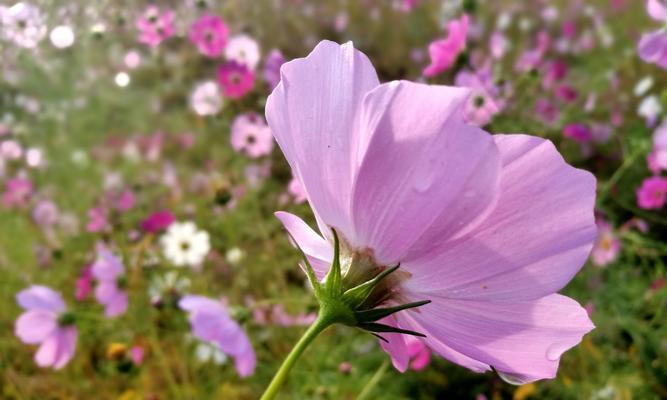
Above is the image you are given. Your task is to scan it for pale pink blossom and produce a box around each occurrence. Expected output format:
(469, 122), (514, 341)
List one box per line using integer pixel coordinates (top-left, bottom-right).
(230, 112), (274, 158)
(591, 219), (620, 267)
(268, 41), (596, 383)
(136, 6), (175, 48)
(91, 245), (128, 318)
(189, 14), (229, 58)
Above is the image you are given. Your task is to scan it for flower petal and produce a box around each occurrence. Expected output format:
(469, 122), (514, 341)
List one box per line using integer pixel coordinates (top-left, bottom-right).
(403, 134), (596, 301)
(350, 81), (501, 264)
(275, 211), (333, 280)
(53, 327), (77, 370)
(15, 310), (57, 344)
(648, 0), (667, 21)
(266, 40), (380, 240)
(404, 294), (594, 383)
(16, 285), (66, 313)
(377, 316), (410, 372)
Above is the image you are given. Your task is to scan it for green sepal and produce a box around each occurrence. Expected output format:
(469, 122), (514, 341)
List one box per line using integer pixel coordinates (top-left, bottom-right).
(286, 232), (322, 297)
(358, 322), (427, 338)
(354, 300), (431, 323)
(323, 229), (343, 296)
(342, 264), (400, 308)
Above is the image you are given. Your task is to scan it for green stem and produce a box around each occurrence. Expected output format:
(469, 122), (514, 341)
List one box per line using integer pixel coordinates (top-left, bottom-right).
(356, 359), (390, 400)
(260, 314), (333, 400)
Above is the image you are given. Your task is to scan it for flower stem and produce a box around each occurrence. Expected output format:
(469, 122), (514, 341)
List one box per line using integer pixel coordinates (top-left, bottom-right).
(356, 359), (390, 400)
(260, 314), (333, 400)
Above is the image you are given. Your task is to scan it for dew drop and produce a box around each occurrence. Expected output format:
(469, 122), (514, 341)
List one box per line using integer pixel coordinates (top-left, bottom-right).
(545, 341), (570, 361)
(497, 371), (532, 385)
(413, 172), (434, 192)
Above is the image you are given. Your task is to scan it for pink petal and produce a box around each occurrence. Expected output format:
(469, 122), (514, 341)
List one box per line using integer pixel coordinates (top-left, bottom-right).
(91, 247), (124, 281)
(234, 347), (257, 378)
(403, 135), (596, 301)
(95, 281), (120, 304)
(275, 211), (333, 280)
(35, 328), (77, 369)
(16, 285), (66, 313)
(350, 81), (501, 264)
(179, 295), (225, 314)
(405, 294), (594, 383)
(266, 40), (380, 240)
(377, 316), (410, 372)
(104, 291), (128, 318)
(15, 310), (57, 344)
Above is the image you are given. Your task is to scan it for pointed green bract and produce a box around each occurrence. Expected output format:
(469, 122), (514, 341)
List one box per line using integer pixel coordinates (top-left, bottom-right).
(342, 264), (400, 308)
(358, 322), (427, 338)
(354, 300), (431, 323)
(324, 228), (343, 296)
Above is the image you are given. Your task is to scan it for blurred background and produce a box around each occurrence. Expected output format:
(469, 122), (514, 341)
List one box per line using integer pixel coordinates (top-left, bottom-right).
(1, 0), (666, 399)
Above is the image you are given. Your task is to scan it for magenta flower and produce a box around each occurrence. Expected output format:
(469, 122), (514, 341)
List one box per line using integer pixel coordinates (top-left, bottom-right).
(141, 210), (176, 233)
(405, 336), (431, 371)
(263, 49), (286, 90)
(189, 14), (229, 58)
(638, 0), (667, 68)
(2, 177), (33, 208)
(217, 61), (255, 99)
(591, 219), (620, 267)
(75, 265), (93, 301)
(563, 123), (593, 143)
(179, 295), (256, 377)
(230, 112), (274, 158)
(267, 41), (596, 383)
(636, 176), (667, 209)
(423, 14), (468, 77)
(135, 6), (175, 48)
(91, 245), (128, 318)
(15, 285), (77, 369)
(288, 176), (307, 204)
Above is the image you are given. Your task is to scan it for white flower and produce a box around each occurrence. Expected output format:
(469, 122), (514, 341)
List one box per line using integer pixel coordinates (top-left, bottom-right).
(114, 72), (130, 87)
(638, 95), (662, 123)
(194, 341), (227, 365)
(161, 222), (210, 267)
(189, 81), (223, 116)
(225, 247), (244, 265)
(148, 271), (191, 302)
(49, 25), (75, 49)
(225, 34), (261, 70)
(1, 3), (47, 48)
(634, 76), (654, 97)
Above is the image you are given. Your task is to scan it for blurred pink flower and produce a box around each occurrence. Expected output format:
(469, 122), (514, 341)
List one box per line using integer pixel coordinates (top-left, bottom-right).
(115, 189), (135, 212)
(555, 84), (578, 103)
(136, 6), (175, 48)
(217, 61), (255, 99)
(638, 0), (667, 68)
(230, 112), (274, 158)
(535, 98), (559, 124)
(32, 200), (59, 226)
(591, 219), (620, 267)
(91, 245), (128, 318)
(268, 41), (596, 383)
(130, 345), (145, 365)
(179, 295), (256, 377)
(489, 31), (508, 59)
(2, 177), (33, 208)
(636, 176), (667, 209)
(75, 266), (93, 301)
(263, 49), (286, 90)
(423, 14), (469, 77)
(563, 123), (592, 143)
(515, 31), (551, 72)
(225, 34), (261, 70)
(288, 177), (307, 204)
(455, 69), (501, 126)
(189, 14), (229, 58)
(15, 285), (77, 369)
(124, 51), (142, 69)
(86, 206), (109, 233)
(650, 120), (667, 172)
(141, 210), (176, 233)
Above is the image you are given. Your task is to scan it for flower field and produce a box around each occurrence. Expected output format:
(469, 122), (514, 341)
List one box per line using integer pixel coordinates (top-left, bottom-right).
(1, 1), (666, 399)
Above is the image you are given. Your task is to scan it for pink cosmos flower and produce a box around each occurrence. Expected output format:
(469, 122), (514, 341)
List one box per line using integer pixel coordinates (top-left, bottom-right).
(563, 123), (592, 143)
(136, 6), (175, 48)
(489, 31), (508, 59)
(15, 285), (77, 369)
(75, 265), (93, 301)
(591, 219), (620, 267)
(288, 176), (307, 204)
(32, 200), (59, 226)
(86, 206), (109, 233)
(141, 210), (176, 233)
(267, 41), (596, 383)
(264, 49), (286, 91)
(2, 177), (33, 208)
(115, 189), (135, 212)
(423, 14), (469, 77)
(130, 345), (145, 365)
(179, 295), (256, 377)
(636, 176), (667, 209)
(217, 61), (255, 99)
(650, 120), (667, 172)
(515, 31), (551, 72)
(91, 245), (128, 318)
(189, 14), (229, 58)
(230, 112), (274, 158)
(638, 0), (667, 68)
(455, 69), (501, 126)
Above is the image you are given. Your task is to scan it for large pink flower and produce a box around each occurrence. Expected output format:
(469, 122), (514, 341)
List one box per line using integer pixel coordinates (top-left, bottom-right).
(15, 285), (77, 369)
(267, 41), (596, 383)
(423, 14), (469, 77)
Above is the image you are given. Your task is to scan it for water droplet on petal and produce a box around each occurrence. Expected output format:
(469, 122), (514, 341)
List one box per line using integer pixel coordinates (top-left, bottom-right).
(413, 173), (434, 192)
(497, 371), (533, 385)
(545, 341), (570, 361)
